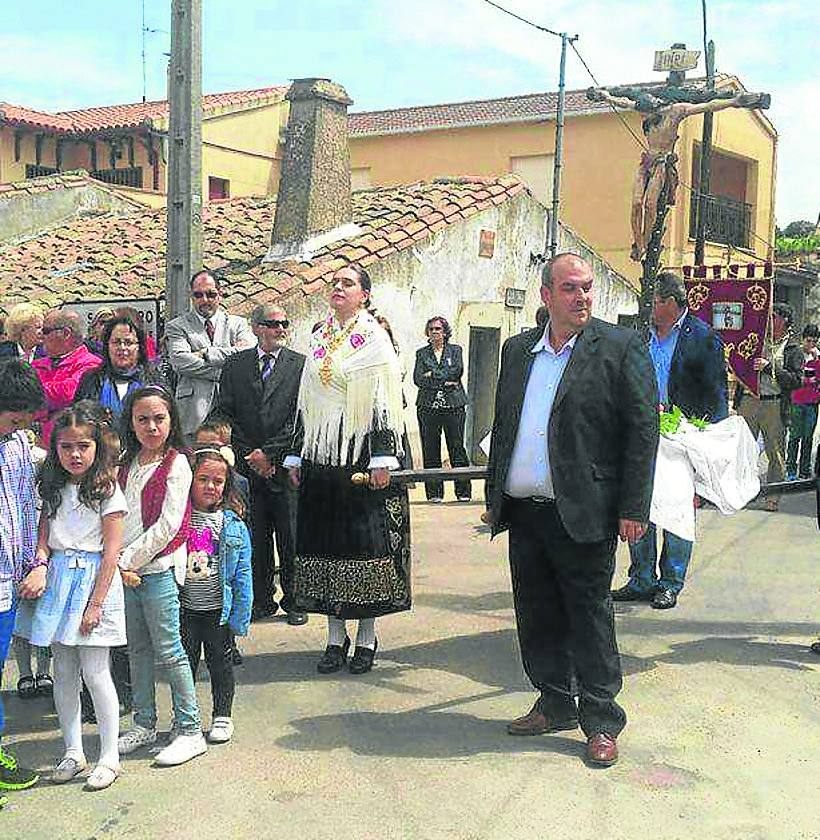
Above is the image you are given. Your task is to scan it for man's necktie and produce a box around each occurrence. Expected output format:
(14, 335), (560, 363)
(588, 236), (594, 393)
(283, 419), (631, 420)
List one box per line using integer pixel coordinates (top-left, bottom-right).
(261, 353), (274, 380)
(205, 319), (215, 343)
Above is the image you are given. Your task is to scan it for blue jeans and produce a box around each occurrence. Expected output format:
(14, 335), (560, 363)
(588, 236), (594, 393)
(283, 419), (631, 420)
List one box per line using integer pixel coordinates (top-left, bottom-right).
(627, 524), (693, 595)
(0, 603), (17, 738)
(124, 569), (201, 734)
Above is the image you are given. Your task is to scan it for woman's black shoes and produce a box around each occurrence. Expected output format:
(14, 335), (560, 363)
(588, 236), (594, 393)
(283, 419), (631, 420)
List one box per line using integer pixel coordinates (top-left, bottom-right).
(317, 636), (351, 673)
(348, 639), (378, 675)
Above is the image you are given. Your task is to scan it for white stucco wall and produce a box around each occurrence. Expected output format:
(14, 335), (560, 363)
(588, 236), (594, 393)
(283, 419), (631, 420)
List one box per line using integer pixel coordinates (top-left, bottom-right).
(280, 190), (638, 466)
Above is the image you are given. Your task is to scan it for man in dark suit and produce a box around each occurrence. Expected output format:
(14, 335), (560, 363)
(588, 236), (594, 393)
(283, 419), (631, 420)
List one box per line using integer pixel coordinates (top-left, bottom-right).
(613, 271), (727, 609)
(413, 317), (471, 501)
(484, 253), (658, 766)
(214, 304), (306, 624)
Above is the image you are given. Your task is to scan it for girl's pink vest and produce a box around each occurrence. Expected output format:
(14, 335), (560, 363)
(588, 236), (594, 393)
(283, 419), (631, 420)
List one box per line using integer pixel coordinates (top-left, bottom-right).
(118, 448), (191, 559)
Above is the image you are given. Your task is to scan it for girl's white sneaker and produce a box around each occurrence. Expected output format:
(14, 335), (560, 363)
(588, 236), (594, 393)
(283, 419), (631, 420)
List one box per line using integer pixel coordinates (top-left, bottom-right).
(84, 764), (119, 791)
(154, 732), (207, 766)
(208, 717), (234, 744)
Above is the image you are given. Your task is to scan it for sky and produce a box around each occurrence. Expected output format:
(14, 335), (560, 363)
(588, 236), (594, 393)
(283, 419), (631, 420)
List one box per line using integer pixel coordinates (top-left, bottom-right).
(1, 0), (816, 226)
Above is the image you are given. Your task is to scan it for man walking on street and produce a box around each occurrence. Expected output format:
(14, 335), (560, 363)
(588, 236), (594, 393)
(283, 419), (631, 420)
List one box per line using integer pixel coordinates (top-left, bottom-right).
(612, 271), (727, 610)
(166, 270), (256, 437)
(484, 253), (658, 766)
(214, 305), (305, 623)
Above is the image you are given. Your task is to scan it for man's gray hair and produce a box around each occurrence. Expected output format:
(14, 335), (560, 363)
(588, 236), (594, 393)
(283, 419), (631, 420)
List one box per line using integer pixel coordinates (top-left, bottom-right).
(540, 252), (591, 288)
(250, 303), (287, 326)
(49, 308), (86, 340)
(654, 271), (687, 308)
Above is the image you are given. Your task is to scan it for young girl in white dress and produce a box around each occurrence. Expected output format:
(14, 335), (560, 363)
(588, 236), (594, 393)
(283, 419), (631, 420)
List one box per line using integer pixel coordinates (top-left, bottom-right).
(18, 402), (126, 790)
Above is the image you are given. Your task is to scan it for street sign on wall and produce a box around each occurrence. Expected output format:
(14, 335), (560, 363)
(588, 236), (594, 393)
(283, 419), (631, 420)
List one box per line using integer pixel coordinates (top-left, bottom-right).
(61, 297), (162, 342)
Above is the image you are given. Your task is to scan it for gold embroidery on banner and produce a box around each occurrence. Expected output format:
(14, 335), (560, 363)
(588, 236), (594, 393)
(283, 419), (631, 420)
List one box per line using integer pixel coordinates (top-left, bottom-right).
(746, 284), (768, 311)
(737, 333), (760, 359)
(687, 284), (710, 312)
(723, 343), (735, 362)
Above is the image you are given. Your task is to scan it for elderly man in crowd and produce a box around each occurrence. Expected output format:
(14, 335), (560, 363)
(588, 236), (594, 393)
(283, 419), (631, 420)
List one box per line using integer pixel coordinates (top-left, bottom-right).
(32, 308), (101, 445)
(166, 270), (256, 437)
(612, 271), (727, 610)
(214, 304), (305, 623)
(484, 253), (658, 767)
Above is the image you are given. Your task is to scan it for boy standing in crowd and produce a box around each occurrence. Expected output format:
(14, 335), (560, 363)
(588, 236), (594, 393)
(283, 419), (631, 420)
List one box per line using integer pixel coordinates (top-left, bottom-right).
(0, 360), (46, 801)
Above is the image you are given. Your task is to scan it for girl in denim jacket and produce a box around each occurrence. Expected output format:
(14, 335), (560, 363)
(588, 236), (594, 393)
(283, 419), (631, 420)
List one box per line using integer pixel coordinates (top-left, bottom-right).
(180, 446), (252, 744)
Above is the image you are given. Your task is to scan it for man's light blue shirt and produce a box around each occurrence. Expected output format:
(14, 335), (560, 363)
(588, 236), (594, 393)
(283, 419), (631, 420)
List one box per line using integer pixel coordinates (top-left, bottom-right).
(505, 325), (577, 499)
(649, 309), (687, 405)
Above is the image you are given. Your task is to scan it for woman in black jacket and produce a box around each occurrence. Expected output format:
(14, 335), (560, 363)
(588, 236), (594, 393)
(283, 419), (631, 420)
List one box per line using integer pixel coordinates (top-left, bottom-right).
(75, 315), (167, 423)
(413, 316), (471, 501)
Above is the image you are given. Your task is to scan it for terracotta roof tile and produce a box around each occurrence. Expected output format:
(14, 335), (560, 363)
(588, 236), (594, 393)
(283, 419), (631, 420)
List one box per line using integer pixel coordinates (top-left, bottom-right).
(0, 175), (530, 316)
(348, 88), (609, 136)
(348, 78), (716, 137)
(0, 85), (289, 135)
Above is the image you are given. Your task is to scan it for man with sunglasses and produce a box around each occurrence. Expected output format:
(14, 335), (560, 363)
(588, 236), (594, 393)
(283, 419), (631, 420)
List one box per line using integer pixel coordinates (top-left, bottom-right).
(213, 304), (306, 624)
(32, 308), (102, 445)
(166, 270), (256, 437)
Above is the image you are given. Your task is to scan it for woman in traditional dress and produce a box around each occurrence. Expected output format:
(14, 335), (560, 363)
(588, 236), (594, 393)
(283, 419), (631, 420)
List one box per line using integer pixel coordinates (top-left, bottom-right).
(286, 264), (410, 674)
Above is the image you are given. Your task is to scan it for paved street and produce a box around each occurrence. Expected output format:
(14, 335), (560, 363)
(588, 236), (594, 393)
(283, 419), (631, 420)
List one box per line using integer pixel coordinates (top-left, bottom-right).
(1, 488), (818, 840)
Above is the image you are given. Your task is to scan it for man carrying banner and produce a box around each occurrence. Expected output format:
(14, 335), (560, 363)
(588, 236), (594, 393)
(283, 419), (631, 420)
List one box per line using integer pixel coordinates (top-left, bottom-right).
(733, 302), (803, 511)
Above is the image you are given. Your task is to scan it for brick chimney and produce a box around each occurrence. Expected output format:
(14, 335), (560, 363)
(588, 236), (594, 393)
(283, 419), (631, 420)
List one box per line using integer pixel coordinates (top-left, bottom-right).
(267, 77), (361, 261)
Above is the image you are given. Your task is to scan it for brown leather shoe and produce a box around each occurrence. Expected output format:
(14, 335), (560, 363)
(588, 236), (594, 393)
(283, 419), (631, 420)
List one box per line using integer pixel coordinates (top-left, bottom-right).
(586, 733), (618, 766)
(506, 702), (578, 736)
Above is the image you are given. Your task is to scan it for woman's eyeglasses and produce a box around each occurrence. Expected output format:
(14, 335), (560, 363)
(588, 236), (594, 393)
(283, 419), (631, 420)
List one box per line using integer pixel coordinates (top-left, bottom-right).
(192, 290), (219, 300)
(259, 319), (289, 329)
(41, 326), (66, 335)
(109, 339), (138, 348)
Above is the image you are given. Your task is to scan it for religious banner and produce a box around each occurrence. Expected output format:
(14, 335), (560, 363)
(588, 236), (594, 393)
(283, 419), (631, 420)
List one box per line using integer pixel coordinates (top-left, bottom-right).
(682, 263), (773, 396)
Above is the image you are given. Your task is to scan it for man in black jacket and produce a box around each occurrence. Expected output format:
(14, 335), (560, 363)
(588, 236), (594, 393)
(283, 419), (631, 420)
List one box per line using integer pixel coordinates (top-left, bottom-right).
(214, 304), (306, 623)
(484, 253), (658, 766)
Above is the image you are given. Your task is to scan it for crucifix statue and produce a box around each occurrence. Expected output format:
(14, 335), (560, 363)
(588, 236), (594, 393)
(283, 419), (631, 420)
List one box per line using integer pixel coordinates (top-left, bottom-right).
(587, 83), (770, 262)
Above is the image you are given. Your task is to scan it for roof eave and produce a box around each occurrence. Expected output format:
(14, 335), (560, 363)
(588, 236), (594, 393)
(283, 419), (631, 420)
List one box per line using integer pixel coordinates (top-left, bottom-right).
(349, 107), (609, 138)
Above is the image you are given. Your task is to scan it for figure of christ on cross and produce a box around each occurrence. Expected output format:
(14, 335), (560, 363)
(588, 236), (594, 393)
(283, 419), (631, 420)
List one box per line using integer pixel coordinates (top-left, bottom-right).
(588, 87), (769, 262)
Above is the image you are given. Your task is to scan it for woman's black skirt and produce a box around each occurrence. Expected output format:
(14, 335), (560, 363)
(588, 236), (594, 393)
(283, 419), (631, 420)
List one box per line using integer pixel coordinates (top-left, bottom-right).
(293, 461), (411, 619)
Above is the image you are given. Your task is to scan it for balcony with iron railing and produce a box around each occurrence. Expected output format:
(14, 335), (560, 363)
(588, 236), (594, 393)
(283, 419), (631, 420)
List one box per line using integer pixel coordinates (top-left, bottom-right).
(689, 192), (752, 249)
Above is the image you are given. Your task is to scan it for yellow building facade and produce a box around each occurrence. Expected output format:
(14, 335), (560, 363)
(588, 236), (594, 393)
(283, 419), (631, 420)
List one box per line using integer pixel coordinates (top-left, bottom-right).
(0, 88), (290, 207)
(348, 78), (777, 285)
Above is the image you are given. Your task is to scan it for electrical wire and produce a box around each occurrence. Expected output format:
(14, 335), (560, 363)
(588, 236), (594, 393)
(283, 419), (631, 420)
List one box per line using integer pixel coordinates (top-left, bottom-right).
(478, 0), (776, 255)
(478, 0), (562, 37)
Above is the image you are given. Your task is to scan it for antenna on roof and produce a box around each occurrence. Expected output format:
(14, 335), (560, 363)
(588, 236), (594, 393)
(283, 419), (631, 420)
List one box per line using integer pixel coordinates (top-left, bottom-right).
(141, 0), (147, 102)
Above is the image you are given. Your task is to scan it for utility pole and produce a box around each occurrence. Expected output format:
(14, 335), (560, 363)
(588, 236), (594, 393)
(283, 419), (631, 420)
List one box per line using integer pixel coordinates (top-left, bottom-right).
(165, 0), (202, 320)
(694, 39), (716, 264)
(549, 32), (578, 257)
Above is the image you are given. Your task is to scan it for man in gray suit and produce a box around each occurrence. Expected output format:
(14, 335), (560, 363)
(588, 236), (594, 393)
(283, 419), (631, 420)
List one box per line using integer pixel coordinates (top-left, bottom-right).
(166, 270), (256, 436)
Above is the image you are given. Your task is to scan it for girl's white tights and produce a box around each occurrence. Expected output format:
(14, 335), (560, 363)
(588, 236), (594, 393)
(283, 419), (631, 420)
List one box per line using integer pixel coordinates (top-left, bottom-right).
(52, 643), (120, 769)
(327, 617), (377, 650)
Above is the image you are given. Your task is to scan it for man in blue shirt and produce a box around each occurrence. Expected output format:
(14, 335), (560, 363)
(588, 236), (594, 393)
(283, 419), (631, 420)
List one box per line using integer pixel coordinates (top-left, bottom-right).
(612, 271), (727, 609)
(485, 254), (658, 767)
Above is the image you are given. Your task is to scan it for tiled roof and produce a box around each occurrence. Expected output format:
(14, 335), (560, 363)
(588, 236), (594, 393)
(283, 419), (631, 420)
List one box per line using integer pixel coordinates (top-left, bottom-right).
(0, 86), (289, 135)
(347, 78), (722, 136)
(0, 175), (527, 316)
(0, 169), (143, 206)
(348, 88), (610, 136)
